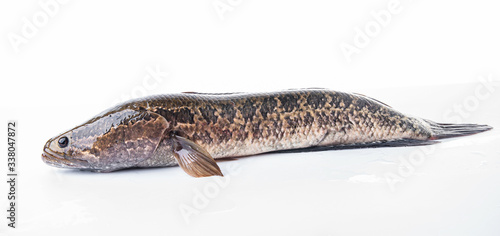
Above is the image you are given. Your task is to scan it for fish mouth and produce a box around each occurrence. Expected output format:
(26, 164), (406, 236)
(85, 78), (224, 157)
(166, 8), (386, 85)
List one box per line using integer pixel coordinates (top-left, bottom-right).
(42, 145), (91, 170)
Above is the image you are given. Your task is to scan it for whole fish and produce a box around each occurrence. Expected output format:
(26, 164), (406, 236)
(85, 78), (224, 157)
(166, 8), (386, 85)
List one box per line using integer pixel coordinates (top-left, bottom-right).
(41, 89), (492, 177)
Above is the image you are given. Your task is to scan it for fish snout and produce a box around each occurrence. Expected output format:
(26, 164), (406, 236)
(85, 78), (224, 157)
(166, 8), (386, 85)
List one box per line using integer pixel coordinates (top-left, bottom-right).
(41, 138), (89, 169)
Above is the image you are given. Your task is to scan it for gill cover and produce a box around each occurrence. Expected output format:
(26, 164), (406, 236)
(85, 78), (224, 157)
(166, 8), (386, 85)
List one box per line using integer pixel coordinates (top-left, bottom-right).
(90, 109), (170, 171)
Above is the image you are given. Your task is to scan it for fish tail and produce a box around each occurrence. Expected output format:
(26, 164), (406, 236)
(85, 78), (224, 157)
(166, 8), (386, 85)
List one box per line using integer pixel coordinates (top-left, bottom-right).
(426, 120), (493, 140)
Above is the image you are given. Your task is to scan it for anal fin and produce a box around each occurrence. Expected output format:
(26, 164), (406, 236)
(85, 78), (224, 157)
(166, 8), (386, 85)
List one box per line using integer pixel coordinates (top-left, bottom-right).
(272, 139), (439, 154)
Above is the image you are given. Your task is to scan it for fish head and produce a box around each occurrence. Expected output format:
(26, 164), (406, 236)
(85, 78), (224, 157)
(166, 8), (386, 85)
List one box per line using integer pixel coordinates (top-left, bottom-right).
(42, 108), (170, 172)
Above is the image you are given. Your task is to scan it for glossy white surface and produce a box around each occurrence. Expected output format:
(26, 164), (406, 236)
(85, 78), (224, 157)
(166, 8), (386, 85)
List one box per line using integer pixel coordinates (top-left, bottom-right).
(1, 1), (500, 235)
(1, 84), (499, 236)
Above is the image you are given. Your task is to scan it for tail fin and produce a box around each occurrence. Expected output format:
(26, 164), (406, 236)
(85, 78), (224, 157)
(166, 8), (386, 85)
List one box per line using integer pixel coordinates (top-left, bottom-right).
(426, 120), (492, 140)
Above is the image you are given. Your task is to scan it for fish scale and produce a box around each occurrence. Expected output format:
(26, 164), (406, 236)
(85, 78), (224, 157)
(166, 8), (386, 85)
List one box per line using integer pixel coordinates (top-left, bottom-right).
(136, 89), (428, 157)
(41, 88), (492, 177)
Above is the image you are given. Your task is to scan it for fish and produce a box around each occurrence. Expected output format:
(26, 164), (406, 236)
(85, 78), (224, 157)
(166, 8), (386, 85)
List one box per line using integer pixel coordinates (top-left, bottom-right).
(41, 89), (492, 177)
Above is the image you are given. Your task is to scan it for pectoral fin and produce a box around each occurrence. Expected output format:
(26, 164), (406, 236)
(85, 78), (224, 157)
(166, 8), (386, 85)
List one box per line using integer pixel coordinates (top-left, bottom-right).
(172, 135), (223, 178)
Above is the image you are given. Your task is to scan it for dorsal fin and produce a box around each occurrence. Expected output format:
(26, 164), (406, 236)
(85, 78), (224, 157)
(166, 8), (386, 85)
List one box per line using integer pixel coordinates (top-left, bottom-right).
(353, 92), (392, 108)
(182, 91), (242, 95)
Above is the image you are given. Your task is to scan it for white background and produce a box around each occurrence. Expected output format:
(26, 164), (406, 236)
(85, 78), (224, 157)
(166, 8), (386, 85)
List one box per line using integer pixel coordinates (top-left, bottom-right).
(1, 0), (500, 235)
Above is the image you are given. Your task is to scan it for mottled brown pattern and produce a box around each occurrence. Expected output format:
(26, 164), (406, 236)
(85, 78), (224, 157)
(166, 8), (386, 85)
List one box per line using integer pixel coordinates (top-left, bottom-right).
(42, 88), (491, 172)
(91, 111), (168, 171)
(42, 109), (169, 172)
(113, 89), (434, 158)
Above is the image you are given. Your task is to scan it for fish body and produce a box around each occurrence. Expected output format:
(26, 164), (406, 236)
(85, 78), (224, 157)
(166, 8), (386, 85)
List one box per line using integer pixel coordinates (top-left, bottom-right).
(42, 89), (492, 177)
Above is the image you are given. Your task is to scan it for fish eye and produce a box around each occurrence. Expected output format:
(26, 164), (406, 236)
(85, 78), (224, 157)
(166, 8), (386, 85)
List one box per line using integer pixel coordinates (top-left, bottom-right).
(58, 136), (69, 148)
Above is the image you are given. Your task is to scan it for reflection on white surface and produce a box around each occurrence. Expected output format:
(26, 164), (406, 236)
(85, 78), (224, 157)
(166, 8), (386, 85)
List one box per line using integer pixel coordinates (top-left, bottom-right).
(0, 83), (499, 236)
